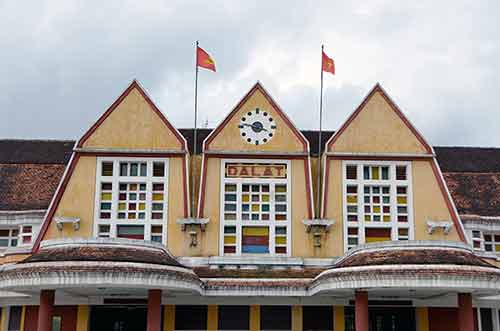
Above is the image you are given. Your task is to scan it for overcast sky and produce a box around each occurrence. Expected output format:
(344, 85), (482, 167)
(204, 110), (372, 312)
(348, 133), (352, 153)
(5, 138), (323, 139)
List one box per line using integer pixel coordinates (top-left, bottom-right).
(1, 1), (499, 147)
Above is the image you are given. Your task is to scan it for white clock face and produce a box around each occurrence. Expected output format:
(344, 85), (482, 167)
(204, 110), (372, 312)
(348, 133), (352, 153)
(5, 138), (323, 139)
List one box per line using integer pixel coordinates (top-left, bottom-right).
(238, 108), (276, 145)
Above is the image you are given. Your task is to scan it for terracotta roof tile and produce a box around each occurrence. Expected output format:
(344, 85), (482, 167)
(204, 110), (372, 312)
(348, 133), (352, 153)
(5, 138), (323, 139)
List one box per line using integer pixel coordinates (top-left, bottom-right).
(443, 173), (500, 217)
(0, 163), (66, 211)
(24, 245), (183, 267)
(335, 248), (494, 269)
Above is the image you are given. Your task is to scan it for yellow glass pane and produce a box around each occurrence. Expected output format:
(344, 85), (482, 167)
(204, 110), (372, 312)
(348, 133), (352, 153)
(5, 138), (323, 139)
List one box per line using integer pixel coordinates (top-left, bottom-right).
(275, 237), (287, 245)
(225, 184), (236, 192)
(118, 203), (126, 210)
(130, 184), (137, 190)
(397, 196), (407, 204)
(252, 204), (259, 212)
(262, 195), (270, 202)
(128, 213), (136, 219)
(276, 186), (287, 193)
(347, 195), (357, 203)
(139, 203), (146, 210)
(101, 192), (112, 201)
(224, 236), (236, 244)
(372, 167), (379, 179)
(373, 206), (380, 213)
(153, 193), (164, 201)
(366, 236), (391, 243)
(383, 215), (391, 222)
(242, 195), (250, 202)
(242, 227), (269, 236)
(365, 215), (371, 221)
(496, 245), (500, 252)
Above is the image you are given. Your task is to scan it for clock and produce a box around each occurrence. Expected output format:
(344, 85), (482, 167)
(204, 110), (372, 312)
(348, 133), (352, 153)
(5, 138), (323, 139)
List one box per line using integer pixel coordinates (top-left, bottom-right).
(238, 108), (276, 145)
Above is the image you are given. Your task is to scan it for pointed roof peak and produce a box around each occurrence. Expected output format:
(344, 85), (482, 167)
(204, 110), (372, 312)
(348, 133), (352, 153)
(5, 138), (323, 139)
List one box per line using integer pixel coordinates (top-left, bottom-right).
(76, 80), (187, 150)
(203, 82), (309, 152)
(326, 83), (433, 154)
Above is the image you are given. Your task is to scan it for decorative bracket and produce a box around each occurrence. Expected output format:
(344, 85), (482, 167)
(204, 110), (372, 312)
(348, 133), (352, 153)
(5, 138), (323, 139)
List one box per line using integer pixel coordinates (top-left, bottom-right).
(176, 218), (210, 247)
(54, 216), (80, 231)
(302, 219), (335, 247)
(426, 220), (453, 235)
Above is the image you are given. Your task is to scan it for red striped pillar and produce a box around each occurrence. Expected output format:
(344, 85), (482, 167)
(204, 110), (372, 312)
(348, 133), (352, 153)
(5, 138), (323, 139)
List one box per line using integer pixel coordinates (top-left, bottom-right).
(355, 291), (369, 331)
(37, 289), (55, 331)
(147, 289), (162, 331)
(458, 293), (474, 331)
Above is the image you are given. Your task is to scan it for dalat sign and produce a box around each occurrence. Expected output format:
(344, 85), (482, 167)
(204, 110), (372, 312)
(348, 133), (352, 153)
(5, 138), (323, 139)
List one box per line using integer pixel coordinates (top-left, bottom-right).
(225, 164), (287, 179)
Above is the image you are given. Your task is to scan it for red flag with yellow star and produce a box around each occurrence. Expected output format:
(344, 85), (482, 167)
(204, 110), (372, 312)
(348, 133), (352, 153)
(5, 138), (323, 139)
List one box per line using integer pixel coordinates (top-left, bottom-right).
(322, 51), (335, 75)
(196, 46), (216, 72)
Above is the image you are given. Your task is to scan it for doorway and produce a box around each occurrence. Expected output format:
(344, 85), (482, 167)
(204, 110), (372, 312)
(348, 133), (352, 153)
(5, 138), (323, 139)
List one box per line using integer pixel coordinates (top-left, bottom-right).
(89, 306), (147, 331)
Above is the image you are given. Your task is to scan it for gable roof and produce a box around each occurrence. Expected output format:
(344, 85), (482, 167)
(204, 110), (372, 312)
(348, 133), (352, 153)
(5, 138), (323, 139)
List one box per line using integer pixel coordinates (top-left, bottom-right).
(326, 83), (433, 154)
(203, 82), (310, 153)
(77, 80), (187, 150)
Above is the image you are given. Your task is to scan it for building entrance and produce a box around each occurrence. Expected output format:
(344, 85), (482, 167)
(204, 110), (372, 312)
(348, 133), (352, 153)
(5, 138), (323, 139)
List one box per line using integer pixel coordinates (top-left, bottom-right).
(346, 306), (416, 331)
(368, 307), (416, 331)
(89, 306), (147, 331)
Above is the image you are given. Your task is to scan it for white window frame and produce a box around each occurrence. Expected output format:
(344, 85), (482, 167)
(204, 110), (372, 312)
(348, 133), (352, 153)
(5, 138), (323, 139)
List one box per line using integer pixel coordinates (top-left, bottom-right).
(219, 159), (292, 257)
(93, 157), (169, 244)
(483, 232), (500, 254)
(0, 228), (19, 248)
(342, 160), (414, 252)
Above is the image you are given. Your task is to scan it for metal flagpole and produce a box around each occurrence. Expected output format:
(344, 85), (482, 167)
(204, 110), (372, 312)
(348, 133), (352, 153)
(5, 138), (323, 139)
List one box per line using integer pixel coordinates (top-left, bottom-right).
(192, 40), (199, 217)
(317, 44), (324, 218)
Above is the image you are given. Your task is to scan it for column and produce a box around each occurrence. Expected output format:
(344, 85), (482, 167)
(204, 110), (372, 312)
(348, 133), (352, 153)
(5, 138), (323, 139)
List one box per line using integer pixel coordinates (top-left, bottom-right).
(355, 291), (368, 331)
(334, 306), (345, 331)
(37, 290), (55, 331)
(291, 305), (302, 331)
(163, 305), (175, 331)
(147, 289), (162, 331)
(458, 293), (474, 331)
(250, 305), (260, 331)
(207, 305), (218, 331)
(76, 305), (90, 331)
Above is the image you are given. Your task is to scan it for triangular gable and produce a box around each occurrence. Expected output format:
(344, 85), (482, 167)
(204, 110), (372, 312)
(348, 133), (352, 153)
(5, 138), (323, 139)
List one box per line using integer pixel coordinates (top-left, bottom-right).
(204, 82), (309, 153)
(78, 80), (187, 151)
(326, 83), (433, 155)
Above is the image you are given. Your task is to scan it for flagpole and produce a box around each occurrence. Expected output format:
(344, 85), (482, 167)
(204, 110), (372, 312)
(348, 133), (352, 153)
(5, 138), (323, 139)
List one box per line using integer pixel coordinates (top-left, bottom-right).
(317, 44), (324, 219)
(192, 40), (199, 217)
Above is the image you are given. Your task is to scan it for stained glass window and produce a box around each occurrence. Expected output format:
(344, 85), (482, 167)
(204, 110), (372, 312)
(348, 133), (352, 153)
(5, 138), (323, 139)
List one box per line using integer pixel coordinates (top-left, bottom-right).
(344, 162), (412, 250)
(221, 161), (290, 256)
(95, 158), (168, 243)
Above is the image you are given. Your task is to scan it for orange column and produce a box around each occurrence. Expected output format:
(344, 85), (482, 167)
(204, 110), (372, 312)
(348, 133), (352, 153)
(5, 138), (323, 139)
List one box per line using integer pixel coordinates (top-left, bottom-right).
(37, 290), (55, 331)
(355, 291), (368, 331)
(147, 289), (162, 331)
(458, 293), (474, 331)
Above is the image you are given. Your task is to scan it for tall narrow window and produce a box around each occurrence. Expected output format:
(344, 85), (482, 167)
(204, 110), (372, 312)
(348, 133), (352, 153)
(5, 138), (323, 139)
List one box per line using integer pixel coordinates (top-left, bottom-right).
(221, 161), (291, 256)
(94, 158), (168, 243)
(343, 162), (413, 251)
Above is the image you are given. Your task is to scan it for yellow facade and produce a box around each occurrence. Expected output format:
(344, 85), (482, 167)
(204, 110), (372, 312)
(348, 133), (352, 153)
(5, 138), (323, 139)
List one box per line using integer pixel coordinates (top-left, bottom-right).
(37, 81), (465, 259)
(82, 86), (183, 151)
(328, 89), (428, 154)
(206, 86), (305, 153)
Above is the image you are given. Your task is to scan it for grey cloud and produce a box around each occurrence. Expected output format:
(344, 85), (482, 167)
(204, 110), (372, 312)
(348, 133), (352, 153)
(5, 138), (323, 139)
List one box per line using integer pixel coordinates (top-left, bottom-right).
(0, 0), (499, 147)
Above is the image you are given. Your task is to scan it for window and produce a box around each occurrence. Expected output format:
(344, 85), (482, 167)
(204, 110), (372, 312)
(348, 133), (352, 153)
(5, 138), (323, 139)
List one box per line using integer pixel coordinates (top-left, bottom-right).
(471, 230), (484, 250)
(343, 162), (413, 250)
(94, 158), (168, 243)
(303, 306), (333, 331)
(221, 161), (291, 256)
(483, 233), (500, 253)
(0, 229), (18, 248)
(261, 306), (291, 331)
(175, 306), (207, 331)
(218, 306), (249, 331)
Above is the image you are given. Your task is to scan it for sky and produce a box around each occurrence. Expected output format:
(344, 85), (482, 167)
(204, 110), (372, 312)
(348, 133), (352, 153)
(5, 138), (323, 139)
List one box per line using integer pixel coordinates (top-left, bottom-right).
(1, 1), (499, 147)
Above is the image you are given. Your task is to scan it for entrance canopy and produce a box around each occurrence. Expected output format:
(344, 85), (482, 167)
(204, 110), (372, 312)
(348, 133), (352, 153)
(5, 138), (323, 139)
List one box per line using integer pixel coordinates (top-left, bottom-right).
(0, 238), (202, 296)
